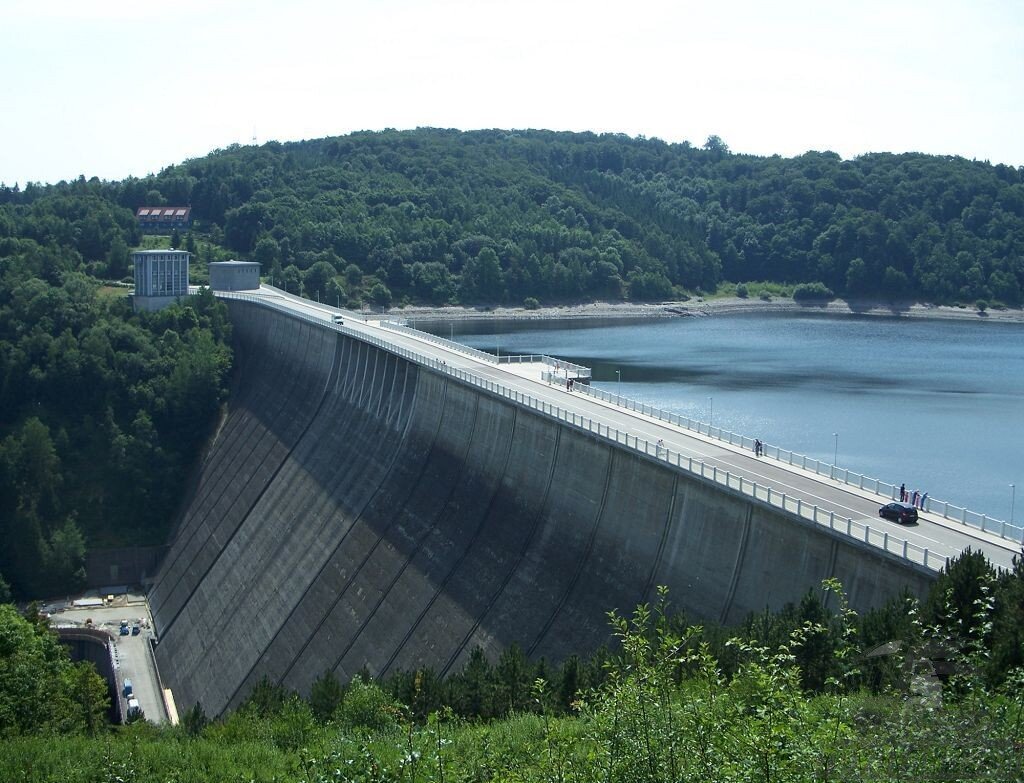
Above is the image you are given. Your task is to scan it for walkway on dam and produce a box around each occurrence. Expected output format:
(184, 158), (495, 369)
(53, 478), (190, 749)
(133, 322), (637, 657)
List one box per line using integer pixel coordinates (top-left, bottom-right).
(235, 286), (1021, 573)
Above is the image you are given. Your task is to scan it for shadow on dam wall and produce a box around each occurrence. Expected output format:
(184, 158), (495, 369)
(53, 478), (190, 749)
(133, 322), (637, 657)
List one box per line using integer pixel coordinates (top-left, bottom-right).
(150, 300), (935, 717)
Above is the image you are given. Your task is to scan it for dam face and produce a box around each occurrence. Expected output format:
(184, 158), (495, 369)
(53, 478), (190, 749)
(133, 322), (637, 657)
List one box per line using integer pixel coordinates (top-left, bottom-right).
(150, 301), (934, 716)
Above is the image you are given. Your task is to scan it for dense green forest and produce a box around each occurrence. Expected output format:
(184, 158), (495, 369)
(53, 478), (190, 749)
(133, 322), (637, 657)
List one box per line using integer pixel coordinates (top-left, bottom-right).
(2, 553), (1023, 781)
(0, 266), (232, 599)
(3, 129), (1023, 310)
(2, 128), (1022, 600)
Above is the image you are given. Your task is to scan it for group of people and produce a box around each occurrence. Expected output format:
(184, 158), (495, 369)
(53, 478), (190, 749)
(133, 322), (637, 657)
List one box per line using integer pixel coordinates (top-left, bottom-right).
(899, 483), (929, 509)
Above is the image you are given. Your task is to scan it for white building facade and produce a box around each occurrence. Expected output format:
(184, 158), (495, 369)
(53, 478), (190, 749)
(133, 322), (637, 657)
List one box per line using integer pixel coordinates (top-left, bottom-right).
(133, 249), (190, 311)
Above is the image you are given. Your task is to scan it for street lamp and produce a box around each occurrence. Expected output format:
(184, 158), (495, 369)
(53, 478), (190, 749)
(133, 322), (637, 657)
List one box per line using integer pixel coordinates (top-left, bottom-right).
(708, 396), (713, 428)
(833, 433), (839, 466)
(615, 369), (621, 398)
(1011, 483), (1016, 524)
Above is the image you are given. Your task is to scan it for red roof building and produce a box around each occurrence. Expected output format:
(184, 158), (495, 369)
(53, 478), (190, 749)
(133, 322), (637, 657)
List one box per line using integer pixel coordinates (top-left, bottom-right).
(136, 206), (191, 232)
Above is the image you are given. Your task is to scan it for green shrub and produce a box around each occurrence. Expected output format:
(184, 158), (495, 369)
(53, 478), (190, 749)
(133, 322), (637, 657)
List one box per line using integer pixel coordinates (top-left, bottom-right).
(523, 296), (540, 310)
(337, 680), (402, 732)
(976, 299), (988, 312)
(735, 283), (748, 298)
(792, 282), (835, 302)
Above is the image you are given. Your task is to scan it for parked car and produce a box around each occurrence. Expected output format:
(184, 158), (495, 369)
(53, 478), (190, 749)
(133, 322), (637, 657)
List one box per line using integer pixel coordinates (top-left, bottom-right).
(123, 678), (133, 698)
(131, 624), (140, 636)
(879, 501), (919, 524)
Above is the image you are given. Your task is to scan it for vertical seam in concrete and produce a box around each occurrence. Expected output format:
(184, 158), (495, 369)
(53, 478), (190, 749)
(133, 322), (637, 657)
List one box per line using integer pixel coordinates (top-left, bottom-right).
(372, 351), (386, 420)
(378, 396), (519, 678)
(822, 540), (839, 612)
(322, 384), (483, 680)
(719, 504), (753, 625)
(382, 354), (398, 428)
(263, 363), (444, 692)
(356, 339), (373, 409)
(158, 320), (339, 641)
(438, 408), (558, 679)
(643, 472), (680, 603)
(526, 437), (615, 659)
(221, 344), (424, 711)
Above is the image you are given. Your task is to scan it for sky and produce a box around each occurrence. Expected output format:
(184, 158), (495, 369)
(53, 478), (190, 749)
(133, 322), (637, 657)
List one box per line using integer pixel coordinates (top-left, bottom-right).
(2, 0), (1022, 186)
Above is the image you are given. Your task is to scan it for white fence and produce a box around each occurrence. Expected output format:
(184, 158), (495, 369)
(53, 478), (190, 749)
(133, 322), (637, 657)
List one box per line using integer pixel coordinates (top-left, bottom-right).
(214, 291), (962, 574)
(571, 382), (1024, 545)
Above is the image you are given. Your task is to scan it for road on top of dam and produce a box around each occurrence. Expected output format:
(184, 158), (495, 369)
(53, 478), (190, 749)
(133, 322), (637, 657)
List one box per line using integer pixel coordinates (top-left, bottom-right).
(234, 286), (1020, 573)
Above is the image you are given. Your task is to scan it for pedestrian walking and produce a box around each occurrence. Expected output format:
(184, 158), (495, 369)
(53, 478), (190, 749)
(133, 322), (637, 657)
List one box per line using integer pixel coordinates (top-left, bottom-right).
(657, 438), (664, 455)
(900, 483), (906, 502)
(912, 489), (920, 506)
(920, 491), (928, 509)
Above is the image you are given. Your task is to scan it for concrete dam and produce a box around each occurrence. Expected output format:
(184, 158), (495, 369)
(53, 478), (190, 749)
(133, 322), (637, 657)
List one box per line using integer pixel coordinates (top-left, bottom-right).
(150, 299), (936, 717)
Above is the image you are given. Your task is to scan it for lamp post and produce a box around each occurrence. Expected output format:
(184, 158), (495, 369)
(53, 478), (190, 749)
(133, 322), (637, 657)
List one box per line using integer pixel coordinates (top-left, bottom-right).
(708, 396), (713, 428)
(615, 369), (621, 398)
(1011, 483), (1016, 524)
(833, 433), (839, 466)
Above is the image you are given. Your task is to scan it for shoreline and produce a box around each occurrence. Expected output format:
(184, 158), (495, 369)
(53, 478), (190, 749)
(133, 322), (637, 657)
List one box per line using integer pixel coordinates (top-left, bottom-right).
(384, 297), (1024, 324)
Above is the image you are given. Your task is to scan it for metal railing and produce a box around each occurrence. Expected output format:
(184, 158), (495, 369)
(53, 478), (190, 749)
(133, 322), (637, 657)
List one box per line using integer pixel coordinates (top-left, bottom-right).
(570, 382), (1024, 545)
(505, 354), (591, 379)
(213, 290), (962, 574)
(377, 319), (499, 365)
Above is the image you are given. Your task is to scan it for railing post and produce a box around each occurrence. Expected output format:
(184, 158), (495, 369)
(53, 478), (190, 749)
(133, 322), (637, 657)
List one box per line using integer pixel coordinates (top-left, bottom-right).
(923, 548), (929, 568)
(846, 518), (852, 536)
(883, 531), (888, 552)
(864, 524), (870, 543)
(902, 540), (908, 558)
(797, 498), (802, 516)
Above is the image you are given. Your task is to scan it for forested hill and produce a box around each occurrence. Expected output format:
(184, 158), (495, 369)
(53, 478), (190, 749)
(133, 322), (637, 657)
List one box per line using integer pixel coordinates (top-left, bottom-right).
(3, 128), (1024, 307)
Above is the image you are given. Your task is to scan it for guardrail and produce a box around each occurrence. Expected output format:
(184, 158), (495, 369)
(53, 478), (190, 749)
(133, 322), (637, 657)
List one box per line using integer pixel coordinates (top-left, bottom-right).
(213, 290), (959, 574)
(570, 382), (1024, 545)
(504, 354), (591, 379)
(378, 319), (499, 365)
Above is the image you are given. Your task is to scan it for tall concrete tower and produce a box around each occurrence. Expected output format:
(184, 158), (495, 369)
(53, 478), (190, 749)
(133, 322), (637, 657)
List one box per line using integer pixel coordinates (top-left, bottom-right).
(132, 249), (190, 311)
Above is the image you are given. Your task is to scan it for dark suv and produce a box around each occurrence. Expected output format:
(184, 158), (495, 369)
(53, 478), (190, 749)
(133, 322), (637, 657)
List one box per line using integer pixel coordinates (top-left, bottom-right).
(879, 501), (918, 524)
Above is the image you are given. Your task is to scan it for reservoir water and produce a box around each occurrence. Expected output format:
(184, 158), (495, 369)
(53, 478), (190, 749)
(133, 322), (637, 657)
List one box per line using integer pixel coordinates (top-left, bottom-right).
(423, 312), (1024, 524)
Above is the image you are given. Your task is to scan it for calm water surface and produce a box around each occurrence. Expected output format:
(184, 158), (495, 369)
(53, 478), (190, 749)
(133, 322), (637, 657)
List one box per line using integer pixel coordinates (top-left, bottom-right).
(421, 313), (1024, 522)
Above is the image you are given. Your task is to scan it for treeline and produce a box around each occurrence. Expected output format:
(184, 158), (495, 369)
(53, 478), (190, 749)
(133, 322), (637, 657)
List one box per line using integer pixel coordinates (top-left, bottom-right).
(0, 225), (233, 598)
(4, 128), (1021, 309)
(1, 551), (1022, 781)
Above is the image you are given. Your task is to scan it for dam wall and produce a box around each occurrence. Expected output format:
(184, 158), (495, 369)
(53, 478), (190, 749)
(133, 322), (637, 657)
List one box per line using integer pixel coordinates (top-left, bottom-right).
(151, 301), (934, 716)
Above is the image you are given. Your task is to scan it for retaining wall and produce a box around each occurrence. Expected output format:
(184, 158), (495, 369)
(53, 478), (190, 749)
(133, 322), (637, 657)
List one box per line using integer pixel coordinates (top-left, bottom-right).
(151, 301), (934, 716)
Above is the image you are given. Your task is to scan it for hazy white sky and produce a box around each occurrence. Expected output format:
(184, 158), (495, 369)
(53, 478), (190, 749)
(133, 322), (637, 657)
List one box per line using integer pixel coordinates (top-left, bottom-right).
(2, 0), (1022, 185)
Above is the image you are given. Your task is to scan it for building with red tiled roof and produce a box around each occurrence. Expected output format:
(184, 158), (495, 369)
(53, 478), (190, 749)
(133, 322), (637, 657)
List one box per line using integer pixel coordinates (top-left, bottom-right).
(136, 206), (191, 232)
